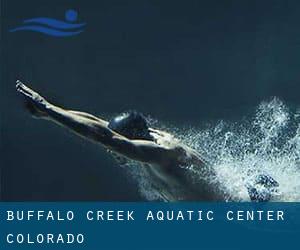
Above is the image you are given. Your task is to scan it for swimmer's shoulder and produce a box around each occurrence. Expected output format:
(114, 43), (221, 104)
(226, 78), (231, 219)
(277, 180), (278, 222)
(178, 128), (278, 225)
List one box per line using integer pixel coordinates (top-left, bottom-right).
(167, 143), (206, 167)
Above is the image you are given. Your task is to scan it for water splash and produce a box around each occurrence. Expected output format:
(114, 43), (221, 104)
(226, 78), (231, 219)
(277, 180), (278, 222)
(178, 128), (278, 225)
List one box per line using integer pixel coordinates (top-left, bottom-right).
(123, 98), (300, 201)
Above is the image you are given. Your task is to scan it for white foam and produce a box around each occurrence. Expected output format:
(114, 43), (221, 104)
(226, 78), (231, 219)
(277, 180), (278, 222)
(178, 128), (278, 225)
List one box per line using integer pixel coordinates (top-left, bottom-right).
(124, 98), (300, 201)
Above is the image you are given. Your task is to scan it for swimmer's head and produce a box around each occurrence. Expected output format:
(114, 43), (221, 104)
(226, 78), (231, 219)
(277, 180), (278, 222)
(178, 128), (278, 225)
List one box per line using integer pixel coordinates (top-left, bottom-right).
(108, 111), (153, 141)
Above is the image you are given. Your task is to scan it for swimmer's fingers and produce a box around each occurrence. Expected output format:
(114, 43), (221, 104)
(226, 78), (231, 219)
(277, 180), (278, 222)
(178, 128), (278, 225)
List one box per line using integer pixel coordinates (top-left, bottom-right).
(149, 131), (157, 138)
(149, 128), (173, 138)
(149, 128), (166, 138)
(16, 80), (47, 104)
(149, 128), (167, 136)
(16, 80), (41, 100)
(149, 128), (160, 134)
(16, 80), (35, 99)
(16, 80), (49, 114)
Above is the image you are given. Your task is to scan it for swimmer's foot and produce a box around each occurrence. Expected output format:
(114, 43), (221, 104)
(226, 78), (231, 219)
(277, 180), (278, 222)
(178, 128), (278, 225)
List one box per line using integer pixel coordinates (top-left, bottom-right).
(246, 174), (279, 202)
(16, 80), (49, 118)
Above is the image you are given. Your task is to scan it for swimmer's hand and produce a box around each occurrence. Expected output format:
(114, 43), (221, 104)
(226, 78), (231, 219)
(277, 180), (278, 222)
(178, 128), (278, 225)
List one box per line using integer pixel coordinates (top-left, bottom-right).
(16, 80), (49, 118)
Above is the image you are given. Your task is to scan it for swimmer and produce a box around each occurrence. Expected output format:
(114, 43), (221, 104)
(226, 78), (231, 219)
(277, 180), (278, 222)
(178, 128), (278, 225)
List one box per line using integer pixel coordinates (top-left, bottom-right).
(16, 80), (278, 201)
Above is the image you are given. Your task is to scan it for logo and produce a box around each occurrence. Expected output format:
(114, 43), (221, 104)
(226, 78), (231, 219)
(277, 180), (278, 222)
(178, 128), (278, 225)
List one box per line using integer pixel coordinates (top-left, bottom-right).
(9, 9), (85, 37)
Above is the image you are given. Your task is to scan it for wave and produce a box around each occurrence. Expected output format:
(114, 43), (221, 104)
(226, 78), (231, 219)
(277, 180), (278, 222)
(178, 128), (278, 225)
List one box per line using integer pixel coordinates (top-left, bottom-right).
(23, 18), (85, 30)
(9, 11), (85, 37)
(9, 25), (84, 37)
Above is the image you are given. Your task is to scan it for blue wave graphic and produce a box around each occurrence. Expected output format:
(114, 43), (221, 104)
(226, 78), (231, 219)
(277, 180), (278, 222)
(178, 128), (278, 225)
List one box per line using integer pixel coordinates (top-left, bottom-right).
(9, 9), (85, 37)
(23, 18), (85, 29)
(10, 25), (84, 37)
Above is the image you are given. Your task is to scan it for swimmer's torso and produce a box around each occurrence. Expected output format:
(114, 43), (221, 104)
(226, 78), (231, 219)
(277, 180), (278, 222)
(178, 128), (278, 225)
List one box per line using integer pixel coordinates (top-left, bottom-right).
(144, 160), (224, 201)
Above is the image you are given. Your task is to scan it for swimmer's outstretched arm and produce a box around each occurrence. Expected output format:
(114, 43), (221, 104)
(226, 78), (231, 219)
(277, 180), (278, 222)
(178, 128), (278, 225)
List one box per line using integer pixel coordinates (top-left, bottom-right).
(16, 81), (175, 165)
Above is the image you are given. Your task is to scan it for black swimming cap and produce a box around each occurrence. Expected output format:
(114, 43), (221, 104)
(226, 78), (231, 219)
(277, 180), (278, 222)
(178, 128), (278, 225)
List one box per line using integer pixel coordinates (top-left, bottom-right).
(108, 111), (153, 141)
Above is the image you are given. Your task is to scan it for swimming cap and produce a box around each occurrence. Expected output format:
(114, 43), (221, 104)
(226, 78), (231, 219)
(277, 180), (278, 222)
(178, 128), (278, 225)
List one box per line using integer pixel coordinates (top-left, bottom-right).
(108, 111), (153, 140)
